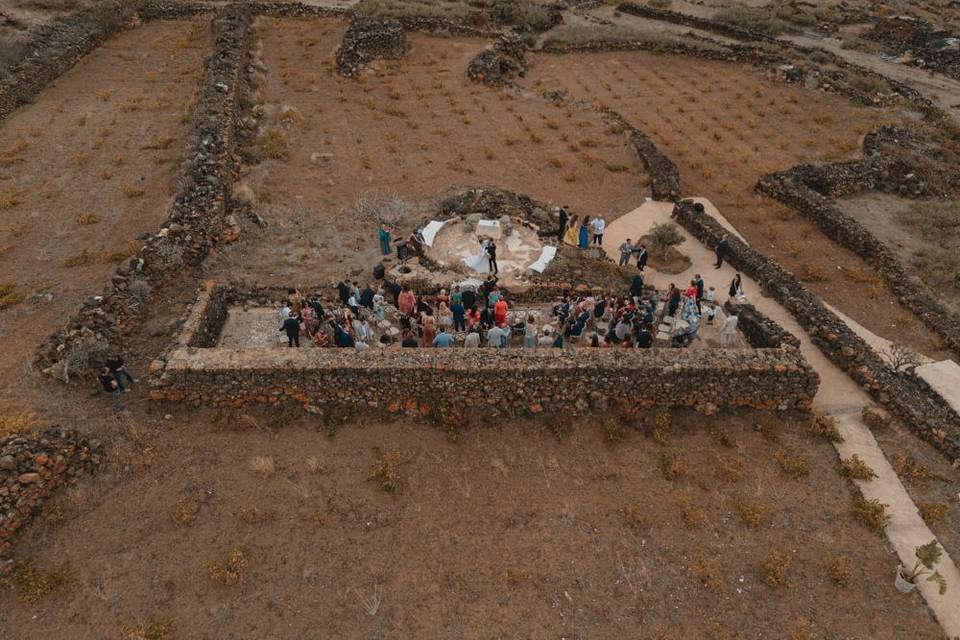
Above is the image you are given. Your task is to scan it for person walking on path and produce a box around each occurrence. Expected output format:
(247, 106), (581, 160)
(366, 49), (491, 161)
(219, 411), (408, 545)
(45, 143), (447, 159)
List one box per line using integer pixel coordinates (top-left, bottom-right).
(99, 366), (123, 411)
(591, 215), (605, 245)
(378, 224), (392, 256)
(556, 207), (568, 243)
(715, 235), (729, 269)
(618, 238), (634, 267)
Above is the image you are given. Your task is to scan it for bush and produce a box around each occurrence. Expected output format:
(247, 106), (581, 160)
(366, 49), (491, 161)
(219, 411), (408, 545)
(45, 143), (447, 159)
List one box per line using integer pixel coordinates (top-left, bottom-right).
(838, 454), (877, 481)
(851, 492), (889, 535)
(648, 222), (684, 259)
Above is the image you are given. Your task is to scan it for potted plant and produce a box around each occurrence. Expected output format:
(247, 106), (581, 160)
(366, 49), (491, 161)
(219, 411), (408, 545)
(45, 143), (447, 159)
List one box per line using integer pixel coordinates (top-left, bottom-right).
(896, 540), (947, 594)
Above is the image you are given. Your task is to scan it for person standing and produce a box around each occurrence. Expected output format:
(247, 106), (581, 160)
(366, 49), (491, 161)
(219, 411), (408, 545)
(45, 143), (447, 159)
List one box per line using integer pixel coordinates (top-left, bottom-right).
(397, 285), (416, 316)
(486, 239), (498, 275)
(494, 297), (508, 327)
(729, 273), (743, 299)
(618, 238), (634, 267)
(451, 298), (466, 332)
(523, 315), (537, 349)
(667, 284), (681, 317)
(715, 234), (729, 269)
(421, 311), (436, 347)
(630, 273), (645, 300)
(378, 224), (392, 256)
(694, 273), (704, 314)
(464, 328), (481, 348)
(556, 207), (568, 242)
(591, 215), (606, 245)
(635, 243), (648, 271)
(564, 214), (579, 246)
(280, 313), (302, 347)
(578, 217), (590, 249)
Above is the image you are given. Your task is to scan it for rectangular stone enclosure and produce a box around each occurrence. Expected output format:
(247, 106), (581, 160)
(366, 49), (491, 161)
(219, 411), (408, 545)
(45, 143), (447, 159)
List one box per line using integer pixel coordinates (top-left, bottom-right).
(149, 283), (820, 416)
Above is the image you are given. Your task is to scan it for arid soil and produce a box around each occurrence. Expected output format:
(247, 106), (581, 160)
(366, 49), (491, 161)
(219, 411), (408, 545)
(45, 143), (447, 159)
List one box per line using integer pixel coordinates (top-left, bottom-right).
(521, 50), (951, 359)
(0, 17), (208, 413)
(205, 18), (649, 285)
(0, 410), (943, 639)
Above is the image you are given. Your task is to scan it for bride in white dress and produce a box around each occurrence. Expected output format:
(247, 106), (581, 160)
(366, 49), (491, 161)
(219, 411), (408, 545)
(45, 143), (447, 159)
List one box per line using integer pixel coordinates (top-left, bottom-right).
(463, 237), (492, 274)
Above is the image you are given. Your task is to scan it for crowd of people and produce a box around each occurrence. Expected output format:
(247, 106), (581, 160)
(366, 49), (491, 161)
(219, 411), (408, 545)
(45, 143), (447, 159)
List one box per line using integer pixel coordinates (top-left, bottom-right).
(273, 263), (744, 352)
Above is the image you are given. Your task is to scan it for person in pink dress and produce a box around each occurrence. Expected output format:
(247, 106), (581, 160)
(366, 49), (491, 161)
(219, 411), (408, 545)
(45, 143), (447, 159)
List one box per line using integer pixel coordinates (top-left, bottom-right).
(397, 284), (416, 316)
(421, 311), (436, 346)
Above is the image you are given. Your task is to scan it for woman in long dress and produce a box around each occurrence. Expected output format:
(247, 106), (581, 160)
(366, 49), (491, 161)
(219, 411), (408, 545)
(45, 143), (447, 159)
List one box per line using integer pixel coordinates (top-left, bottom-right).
(578, 217), (590, 249)
(421, 311), (437, 347)
(564, 215), (579, 246)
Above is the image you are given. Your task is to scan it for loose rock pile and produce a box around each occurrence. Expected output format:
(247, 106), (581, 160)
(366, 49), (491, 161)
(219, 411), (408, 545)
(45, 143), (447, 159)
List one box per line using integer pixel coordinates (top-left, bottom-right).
(467, 32), (527, 86)
(335, 17), (408, 78)
(1, 427), (105, 557)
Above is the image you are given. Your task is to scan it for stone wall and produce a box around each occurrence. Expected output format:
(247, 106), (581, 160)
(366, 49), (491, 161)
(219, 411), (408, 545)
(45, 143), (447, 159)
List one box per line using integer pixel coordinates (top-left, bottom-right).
(725, 299), (801, 350)
(0, 0), (134, 122)
(336, 16), (408, 78)
(755, 126), (960, 357)
(36, 5), (253, 376)
(0, 427), (105, 558)
(152, 345), (818, 416)
(467, 32), (527, 86)
(673, 199), (960, 462)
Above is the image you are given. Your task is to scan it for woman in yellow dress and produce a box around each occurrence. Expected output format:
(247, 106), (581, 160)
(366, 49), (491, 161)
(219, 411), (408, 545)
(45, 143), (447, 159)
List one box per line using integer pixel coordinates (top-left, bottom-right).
(563, 214), (579, 246)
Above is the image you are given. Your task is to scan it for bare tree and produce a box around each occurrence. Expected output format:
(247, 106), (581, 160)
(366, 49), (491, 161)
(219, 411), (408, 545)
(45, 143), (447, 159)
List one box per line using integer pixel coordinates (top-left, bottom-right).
(880, 343), (922, 372)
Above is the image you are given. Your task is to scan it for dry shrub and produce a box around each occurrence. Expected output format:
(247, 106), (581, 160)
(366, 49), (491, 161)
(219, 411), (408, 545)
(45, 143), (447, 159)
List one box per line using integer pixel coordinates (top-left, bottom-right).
(304, 456), (324, 473)
(249, 456), (275, 477)
(63, 250), (97, 268)
(693, 550), (723, 590)
(892, 453), (944, 485)
(761, 551), (792, 588)
(603, 417), (625, 443)
(799, 264), (828, 282)
(837, 454), (877, 481)
(173, 497), (199, 527)
(660, 450), (686, 481)
(709, 425), (733, 448)
(775, 449), (809, 479)
(652, 408), (671, 444)
(717, 455), (744, 482)
(0, 284), (26, 312)
(255, 127), (289, 161)
(918, 501), (948, 526)
(826, 555), (852, 587)
(680, 497), (707, 528)
(851, 492), (889, 535)
(0, 186), (23, 210)
(238, 505), (272, 524)
(860, 407), (891, 430)
(808, 414), (843, 443)
(0, 558), (69, 603)
(120, 620), (171, 640)
(620, 504), (649, 531)
(74, 212), (100, 225)
(369, 451), (401, 492)
(122, 184), (145, 199)
(735, 495), (766, 527)
(207, 548), (248, 585)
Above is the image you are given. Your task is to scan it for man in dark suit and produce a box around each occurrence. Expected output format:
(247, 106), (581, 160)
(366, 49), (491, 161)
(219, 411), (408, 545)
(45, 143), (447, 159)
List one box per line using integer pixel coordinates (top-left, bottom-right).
(715, 235), (728, 269)
(556, 207), (568, 242)
(635, 244), (648, 271)
(694, 273), (704, 314)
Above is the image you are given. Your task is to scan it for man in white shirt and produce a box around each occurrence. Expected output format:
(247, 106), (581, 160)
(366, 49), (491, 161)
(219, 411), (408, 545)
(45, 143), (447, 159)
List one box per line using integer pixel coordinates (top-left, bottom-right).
(463, 329), (481, 348)
(486, 325), (504, 348)
(591, 215), (606, 246)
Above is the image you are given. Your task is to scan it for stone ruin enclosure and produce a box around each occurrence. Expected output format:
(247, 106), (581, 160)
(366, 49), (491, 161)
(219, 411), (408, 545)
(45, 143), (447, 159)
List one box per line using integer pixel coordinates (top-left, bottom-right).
(148, 282), (819, 418)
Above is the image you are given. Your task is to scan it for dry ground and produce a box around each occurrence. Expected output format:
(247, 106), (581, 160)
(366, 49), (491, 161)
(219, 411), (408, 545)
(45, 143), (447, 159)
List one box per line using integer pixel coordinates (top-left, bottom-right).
(520, 49), (952, 359)
(0, 410), (945, 639)
(0, 17), (207, 412)
(205, 17), (649, 285)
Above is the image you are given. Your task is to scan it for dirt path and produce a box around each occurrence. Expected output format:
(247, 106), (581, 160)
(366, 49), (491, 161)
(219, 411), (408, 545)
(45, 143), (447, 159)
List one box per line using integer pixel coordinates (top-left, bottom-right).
(605, 199), (960, 636)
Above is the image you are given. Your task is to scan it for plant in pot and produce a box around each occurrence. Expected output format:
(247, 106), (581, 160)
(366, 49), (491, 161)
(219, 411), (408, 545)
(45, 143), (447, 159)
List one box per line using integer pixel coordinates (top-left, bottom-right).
(896, 539), (947, 595)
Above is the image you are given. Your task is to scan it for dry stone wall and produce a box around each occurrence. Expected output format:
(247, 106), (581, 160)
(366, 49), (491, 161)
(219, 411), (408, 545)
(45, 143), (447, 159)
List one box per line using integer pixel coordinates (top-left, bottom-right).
(0, 427), (104, 558)
(756, 126), (960, 357)
(673, 199), (960, 462)
(336, 17), (408, 78)
(152, 346), (818, 417)
(36, 5), (253, 375)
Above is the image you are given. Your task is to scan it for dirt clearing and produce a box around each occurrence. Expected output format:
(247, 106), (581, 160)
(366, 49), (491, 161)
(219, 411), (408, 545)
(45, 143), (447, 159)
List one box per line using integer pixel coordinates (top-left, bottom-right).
(0, 411), (942, 639)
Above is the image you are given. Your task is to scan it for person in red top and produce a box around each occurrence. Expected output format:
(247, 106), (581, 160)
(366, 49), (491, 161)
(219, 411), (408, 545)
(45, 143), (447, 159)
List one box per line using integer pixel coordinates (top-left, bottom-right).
(494, 298), (508, 327)
(465, 306), (481, 329)
(684, 279), (698, 300)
